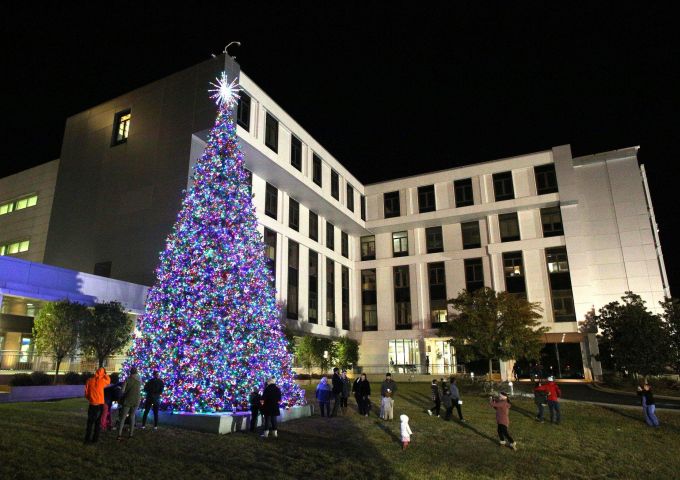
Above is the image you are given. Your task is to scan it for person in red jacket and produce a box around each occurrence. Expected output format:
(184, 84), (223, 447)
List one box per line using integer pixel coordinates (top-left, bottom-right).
(84, 367), (111, 443)
(542, 376), (562, 424)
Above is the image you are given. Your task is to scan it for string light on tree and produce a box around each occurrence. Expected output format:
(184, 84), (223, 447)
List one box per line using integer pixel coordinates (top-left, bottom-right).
(126, 72), (305, 413)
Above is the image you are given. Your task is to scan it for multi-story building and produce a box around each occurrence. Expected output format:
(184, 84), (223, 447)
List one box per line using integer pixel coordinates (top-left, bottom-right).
(0, 55), (669, 380)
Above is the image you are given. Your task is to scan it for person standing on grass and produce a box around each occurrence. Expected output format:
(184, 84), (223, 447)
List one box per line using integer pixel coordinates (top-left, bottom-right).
(83, 367), (111, 444)
(352, 373), (371, 416)
(315, 376), (332, 417)
(141, 370), (164, 430)
(249, 387), (262, 432)
(533, 380), (548, 422)
(400, 414), (413, 450)
(331, 367), (343, 417)
(490, 391), (516, 450)
(261, 378), (282, 438)
(449, 377), (465, 422)
(637, 383), (660, 427)
(381, 388), (394, 420)
(102, 379), (123, 431)
(544, 376), (562, 424)
(427, 379), (441, 417)
(117, 366), (142, 441)
(441, 388), (454, 420)
(340, 370), (351, 414)
(381, 373), (398, 413)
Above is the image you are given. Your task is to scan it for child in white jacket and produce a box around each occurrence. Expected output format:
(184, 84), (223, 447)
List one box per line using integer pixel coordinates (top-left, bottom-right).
(400, 414), (412, 450)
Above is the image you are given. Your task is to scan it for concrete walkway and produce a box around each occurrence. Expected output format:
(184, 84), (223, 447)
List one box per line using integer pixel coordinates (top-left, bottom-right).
(558, 383), (680, 410)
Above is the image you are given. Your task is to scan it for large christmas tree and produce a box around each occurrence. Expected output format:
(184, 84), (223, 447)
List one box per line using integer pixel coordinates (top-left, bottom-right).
(127, 73), (305, 413)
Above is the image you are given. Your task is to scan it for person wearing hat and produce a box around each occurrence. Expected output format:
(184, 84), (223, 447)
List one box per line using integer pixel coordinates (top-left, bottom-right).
(543, 376), (562, 424)
(490, 391), (516, 450)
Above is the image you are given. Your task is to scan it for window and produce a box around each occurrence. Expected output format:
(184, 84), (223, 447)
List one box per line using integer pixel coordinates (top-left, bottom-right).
(428, 262), (447, 326)
(111, 109), (131, 146)
(360, 195), (366, 221)
(384, 191), (400, 218)
(341, 266), (350, 330)
(309, 211), (318, 241)
(0, 239), (30, 256)
(418, 185), (436, 213)
(312, 154), (322, 187)
(263, 228), (277, 285)
(361, 269), (377, 331)
(346, 184), (354, 212)
(545, 247), (575, 322)
(19, 336), (33, 365)
(546, 247), (569, 273)
(327, 259), (336, 327)
(361, 235), (375, 261)
(541, 207), (564, 237)
(391, 231), (409, 257)
(551, 290), (576, 322)
(341, 232), (349, 258)
(265, 113), (278, 152)
(425, 226), (444, 253)
(94, 261), (112, 278)
(454, 178), (474, 207)
(461, 221), (481, 249)
(308, 251), (319, 324)
(493, 171), (514, 201)
(326, 222), (335, 250)
(503, 251), (526, 296)
(265, 183), (278, 219)
(287, 241), (299, 319)
(237, 92), (251, 130)
(290, 135), (302, 171)
(388, 339), (421, 367)
(535, 164), (558, 195)
(331, 170), (340, 200)
(288, 198), (299, 231)
(0, 194), (38, 216)
(394, 265), (411, 330)
(499, 213), (520, 242)
(464, 258), (484, 292)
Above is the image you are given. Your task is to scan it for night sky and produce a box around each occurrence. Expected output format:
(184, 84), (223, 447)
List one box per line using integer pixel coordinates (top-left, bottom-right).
(2, 4), (679, 293)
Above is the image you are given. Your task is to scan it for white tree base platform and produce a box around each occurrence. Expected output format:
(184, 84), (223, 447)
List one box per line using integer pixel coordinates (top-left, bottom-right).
(131, 404), (312, 435)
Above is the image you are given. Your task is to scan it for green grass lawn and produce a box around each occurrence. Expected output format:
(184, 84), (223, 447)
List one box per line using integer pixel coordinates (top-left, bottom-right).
(1, 382), (678, 480)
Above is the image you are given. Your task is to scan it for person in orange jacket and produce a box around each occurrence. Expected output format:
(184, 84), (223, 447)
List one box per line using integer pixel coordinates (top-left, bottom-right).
(84, 367), (111, 443)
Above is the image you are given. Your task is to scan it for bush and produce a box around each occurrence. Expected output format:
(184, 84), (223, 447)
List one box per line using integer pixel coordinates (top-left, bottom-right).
(30, 371), (51, 386)
(63, 371), (82, 385)
(80, 372), (93, 383)
(10, 373), (33, 386)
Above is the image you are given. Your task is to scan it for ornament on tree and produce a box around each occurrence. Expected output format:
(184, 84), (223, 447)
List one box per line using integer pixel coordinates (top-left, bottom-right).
(126, 72), (305, 413)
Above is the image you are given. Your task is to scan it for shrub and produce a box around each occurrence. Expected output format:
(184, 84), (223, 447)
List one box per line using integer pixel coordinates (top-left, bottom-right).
(30, 371), (51, 386)
(10, 373), (33, 386)
(80, 372), (93, 383)
(63, 371), (82, 385)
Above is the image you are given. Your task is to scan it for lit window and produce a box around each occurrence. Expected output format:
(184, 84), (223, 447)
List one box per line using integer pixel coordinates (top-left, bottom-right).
(0, 194), (38, 216)
(546, 247), (570, 273)
(112, 109), (131, 146)
(0, 240), (30, 256)
(392, 231), (409, 257)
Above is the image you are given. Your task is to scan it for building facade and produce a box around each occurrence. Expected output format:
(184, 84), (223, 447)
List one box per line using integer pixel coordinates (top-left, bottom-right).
(0, 55), (669, 380)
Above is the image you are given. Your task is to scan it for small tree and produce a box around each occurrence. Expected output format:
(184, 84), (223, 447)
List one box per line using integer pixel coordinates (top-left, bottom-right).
(293, 335), (337, 382)
(80, 301), (134, 368)
(439, 288), (548, 376)
(660, 297), (680, 374)
(593, 292), (671, 377)
(294, 335), (317, 383)
(33, 300), (90, 383)
(335, 336), (359, 370)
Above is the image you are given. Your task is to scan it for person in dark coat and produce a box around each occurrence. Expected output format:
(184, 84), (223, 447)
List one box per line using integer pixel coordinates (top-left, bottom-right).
(533, 380), (548, 422)
(352, 373), (371, 416)
(261, 378), (282, 438)
(331, 367), (343, 417)
(427, 379), (441, 417)
(441, 388), (454, 420)
(102, 380), (123, 431)
(249, 388), (262, 432)
(637, 383), (660, 427)
(141, 370), (164, 429)
(340, 370), (351, 414)
(449, 377), (465, 422)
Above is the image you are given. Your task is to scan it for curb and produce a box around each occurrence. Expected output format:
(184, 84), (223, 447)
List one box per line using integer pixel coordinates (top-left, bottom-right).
(589, 383), (680, 401)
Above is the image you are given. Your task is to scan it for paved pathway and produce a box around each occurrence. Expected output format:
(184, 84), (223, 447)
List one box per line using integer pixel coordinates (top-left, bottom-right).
(558, 383), (680, 410)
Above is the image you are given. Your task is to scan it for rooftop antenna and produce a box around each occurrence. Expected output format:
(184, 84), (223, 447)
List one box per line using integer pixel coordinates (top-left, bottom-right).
(224, 41), (241, 62)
